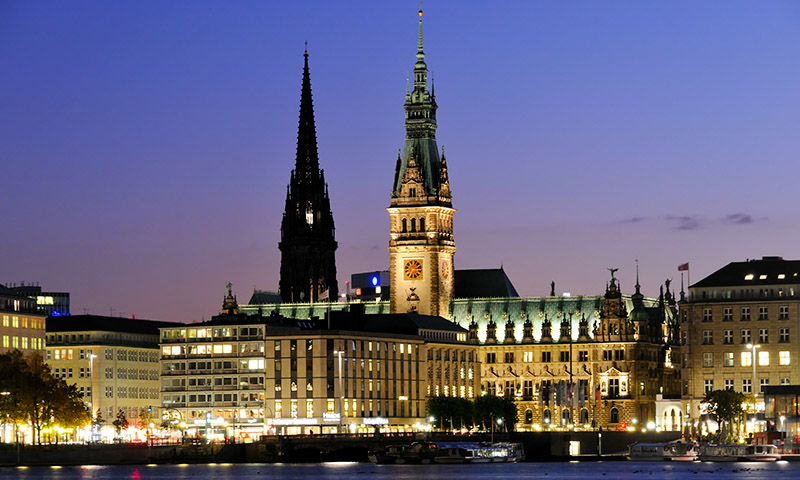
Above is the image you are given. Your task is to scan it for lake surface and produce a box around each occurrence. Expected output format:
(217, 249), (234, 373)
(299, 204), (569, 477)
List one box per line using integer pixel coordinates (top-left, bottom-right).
(0, 461), (795, 479)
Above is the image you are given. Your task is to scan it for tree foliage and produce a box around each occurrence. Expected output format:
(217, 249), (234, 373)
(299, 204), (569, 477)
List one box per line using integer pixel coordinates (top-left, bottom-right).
(426, 393), (518, 432)
(0, 351), (90, 444)
(113, 409), (129, 435)
(704, 389), (747, 442)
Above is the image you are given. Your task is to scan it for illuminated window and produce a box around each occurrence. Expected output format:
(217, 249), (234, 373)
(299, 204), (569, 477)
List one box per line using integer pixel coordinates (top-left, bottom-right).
(741, 352), (752, 367)
(778, 274), (786, 279)
(12, 337), (18, 348)
(780, 351), (790, 365)
(327, 399), (335, 413)
(744, 274), (754, 280)
(723, 352), (734, 367)
(703, 353), (713, 367)
(759, 351), (769, 366)
(306, 399), (314, 418)
(759, 275), (767, 280)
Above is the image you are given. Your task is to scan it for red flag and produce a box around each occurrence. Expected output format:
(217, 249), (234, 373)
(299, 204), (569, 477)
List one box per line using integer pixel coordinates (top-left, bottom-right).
(678, 263), (689, 271)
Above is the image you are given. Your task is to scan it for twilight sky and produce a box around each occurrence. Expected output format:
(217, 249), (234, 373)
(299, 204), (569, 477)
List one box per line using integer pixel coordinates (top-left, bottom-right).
(2, 1), (800, 323)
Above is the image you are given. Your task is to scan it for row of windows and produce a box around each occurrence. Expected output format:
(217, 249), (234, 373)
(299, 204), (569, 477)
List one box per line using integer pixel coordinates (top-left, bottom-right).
(702, 328), (789, 345)
(487, 350), (602, 364)
(113, 386), (159, 399)
(702, 305), (790, 322)
(48, 348), (158, 362)
(701, 350), (790, 368)
(162, 327), (263, 340)
(2, 315), (44, 330)
(703, 377), (791, 394)
(699, 288), (796, 300)
(2, 336), (41, 350)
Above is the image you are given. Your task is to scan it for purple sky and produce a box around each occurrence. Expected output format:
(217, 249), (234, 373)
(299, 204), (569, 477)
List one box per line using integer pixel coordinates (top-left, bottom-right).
(3, 1), (800, 323)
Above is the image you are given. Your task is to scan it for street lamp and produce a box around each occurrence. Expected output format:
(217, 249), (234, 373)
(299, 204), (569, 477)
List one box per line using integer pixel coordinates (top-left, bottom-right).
(745, 344), (760, 401)
(333, 349), (344, 434)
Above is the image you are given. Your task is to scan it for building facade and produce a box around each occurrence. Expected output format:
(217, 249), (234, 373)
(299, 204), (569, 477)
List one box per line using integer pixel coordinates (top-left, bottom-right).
(46, 315), (179, 433)
(160, 288), (478, 439)
(5, 283), (70, 317)
(279, 48), (338, 304)
(388, 10), (455, 318)
(0, 284), (46, 355)
(681, 256), (800, 432)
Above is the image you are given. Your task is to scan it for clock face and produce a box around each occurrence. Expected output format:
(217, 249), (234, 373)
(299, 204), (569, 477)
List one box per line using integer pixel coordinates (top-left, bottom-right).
(404, 259), (423, 280)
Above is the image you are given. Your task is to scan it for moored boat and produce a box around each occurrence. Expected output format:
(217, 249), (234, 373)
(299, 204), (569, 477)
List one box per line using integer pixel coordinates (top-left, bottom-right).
(628, 442), (698, 461)
(368, 441), (525, 464)
(698, 443), (780, 462)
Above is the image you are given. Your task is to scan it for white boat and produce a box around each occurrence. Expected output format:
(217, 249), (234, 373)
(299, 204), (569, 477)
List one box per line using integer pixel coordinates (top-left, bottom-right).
(698, 444), (780, 462)
(628, 442), (698, 461)
(372, 441), (524, 464)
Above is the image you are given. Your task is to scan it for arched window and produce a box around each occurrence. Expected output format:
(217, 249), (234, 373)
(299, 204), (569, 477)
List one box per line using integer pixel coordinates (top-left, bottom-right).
(561, 409), (571, 425)
(402, 219), (407, 233)
(525, 409), (533, 424)
(420, 217), (425, 232)
(411, 218), (416, 232)
(610, 407), (620, 424)
(580, 408), (589, 424)
(543, 409), (551, 425)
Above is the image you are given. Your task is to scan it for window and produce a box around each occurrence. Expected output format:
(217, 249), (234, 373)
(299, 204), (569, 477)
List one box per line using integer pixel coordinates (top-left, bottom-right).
(779, 306), (789, 320)
(610, 407), (620, 423)
(741, 307), (751, 321)
(759, 329), (768, 343)
(758, 351), (769, 366)
(608, 378), (620, 397)
(486, 353), (496, 364)
(723, 308), (733, 322)
(723, 352), (734, 367)
(702, 330), (713, 345)
(541, 351), (551, 362)
(758, 306), (768, 321)
(504, 352), (515, 363)
(780, 351), (791, 365)
(741, 352), (752, 367)
(759, 378), (769, 393)
(779, 328), (789, 343)
(703, 352), (713, 367)
(523, 352), (533, 362)
(559, 351), (570, 362)
(723, 330), (733, 344)
(742, 379), (752, 394)
(724, 379), (734, 391)
(781, 378), (791, 386)
(741, 329), (751, 344)
(702, 308), (713, 322)
(579, 351), (589, 362)
(704, 379), (714, 394)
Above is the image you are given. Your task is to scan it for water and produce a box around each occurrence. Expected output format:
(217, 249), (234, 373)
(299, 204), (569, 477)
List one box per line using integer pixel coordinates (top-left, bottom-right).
(0, 462), (795, 480)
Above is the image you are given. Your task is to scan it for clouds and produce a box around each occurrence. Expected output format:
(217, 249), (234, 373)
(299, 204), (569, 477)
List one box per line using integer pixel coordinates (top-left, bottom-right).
(620, 213), (765, 231)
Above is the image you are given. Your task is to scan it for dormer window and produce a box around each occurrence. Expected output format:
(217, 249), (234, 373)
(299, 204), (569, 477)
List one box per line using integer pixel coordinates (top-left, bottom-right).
(409, 188), (416, 198)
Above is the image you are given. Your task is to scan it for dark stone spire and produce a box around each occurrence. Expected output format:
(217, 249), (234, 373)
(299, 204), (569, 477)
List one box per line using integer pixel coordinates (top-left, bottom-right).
(295, 45), (320, 182)
(279, 48), (338, 304)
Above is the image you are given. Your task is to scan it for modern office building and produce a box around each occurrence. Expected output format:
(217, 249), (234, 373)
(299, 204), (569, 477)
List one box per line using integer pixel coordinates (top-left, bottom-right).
(46, 314), (180, 435)
(681, 256), (800, 434)
(5, 283), (70, 316)
(0, 284), (47, 355)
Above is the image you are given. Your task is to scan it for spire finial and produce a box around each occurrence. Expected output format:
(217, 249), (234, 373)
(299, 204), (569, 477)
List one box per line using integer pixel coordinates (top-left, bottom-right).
(417, 7), (424, 55)
(304, 41), (308, 55)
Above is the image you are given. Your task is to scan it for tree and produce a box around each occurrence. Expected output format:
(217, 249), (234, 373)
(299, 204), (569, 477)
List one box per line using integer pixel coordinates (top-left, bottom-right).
(0, 351), (90, 444)
(426, 396), (474, 430)
(473, 394), (518, 432)
(704, 389), (747, 443)
(112, 409), (129, 438)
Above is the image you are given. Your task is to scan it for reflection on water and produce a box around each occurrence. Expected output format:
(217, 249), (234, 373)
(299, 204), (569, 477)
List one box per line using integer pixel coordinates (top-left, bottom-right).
(0, 461), (796, 480)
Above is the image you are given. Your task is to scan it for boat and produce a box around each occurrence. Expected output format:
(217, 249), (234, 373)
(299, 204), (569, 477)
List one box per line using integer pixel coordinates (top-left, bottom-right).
(628, 442), (698, 461)
(368, 441), (525, 464)
(698, 443), (781, 462)
(367, 444), (407, 464)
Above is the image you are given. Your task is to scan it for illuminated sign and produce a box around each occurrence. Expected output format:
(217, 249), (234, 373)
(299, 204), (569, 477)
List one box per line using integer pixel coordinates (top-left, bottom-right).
(398, 396), (408, 401)
(363, 417), (388, 425)
(371, 275), (379, 287)
(268, 418), (318, 426)
(323, 412), (341, 422)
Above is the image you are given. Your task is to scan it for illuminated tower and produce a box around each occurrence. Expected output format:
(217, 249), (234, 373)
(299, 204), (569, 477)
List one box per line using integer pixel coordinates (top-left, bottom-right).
(279, 48), (338, 303)
(388, 10), (455, 317)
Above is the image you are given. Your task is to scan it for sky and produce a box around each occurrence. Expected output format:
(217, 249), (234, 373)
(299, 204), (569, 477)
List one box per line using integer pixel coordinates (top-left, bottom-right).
(2, 1), (800, 323)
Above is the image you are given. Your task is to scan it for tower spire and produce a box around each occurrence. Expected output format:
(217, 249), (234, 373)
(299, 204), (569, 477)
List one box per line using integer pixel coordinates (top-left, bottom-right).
(295, 43), (319, 182)
(279, 49), (338, 304)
